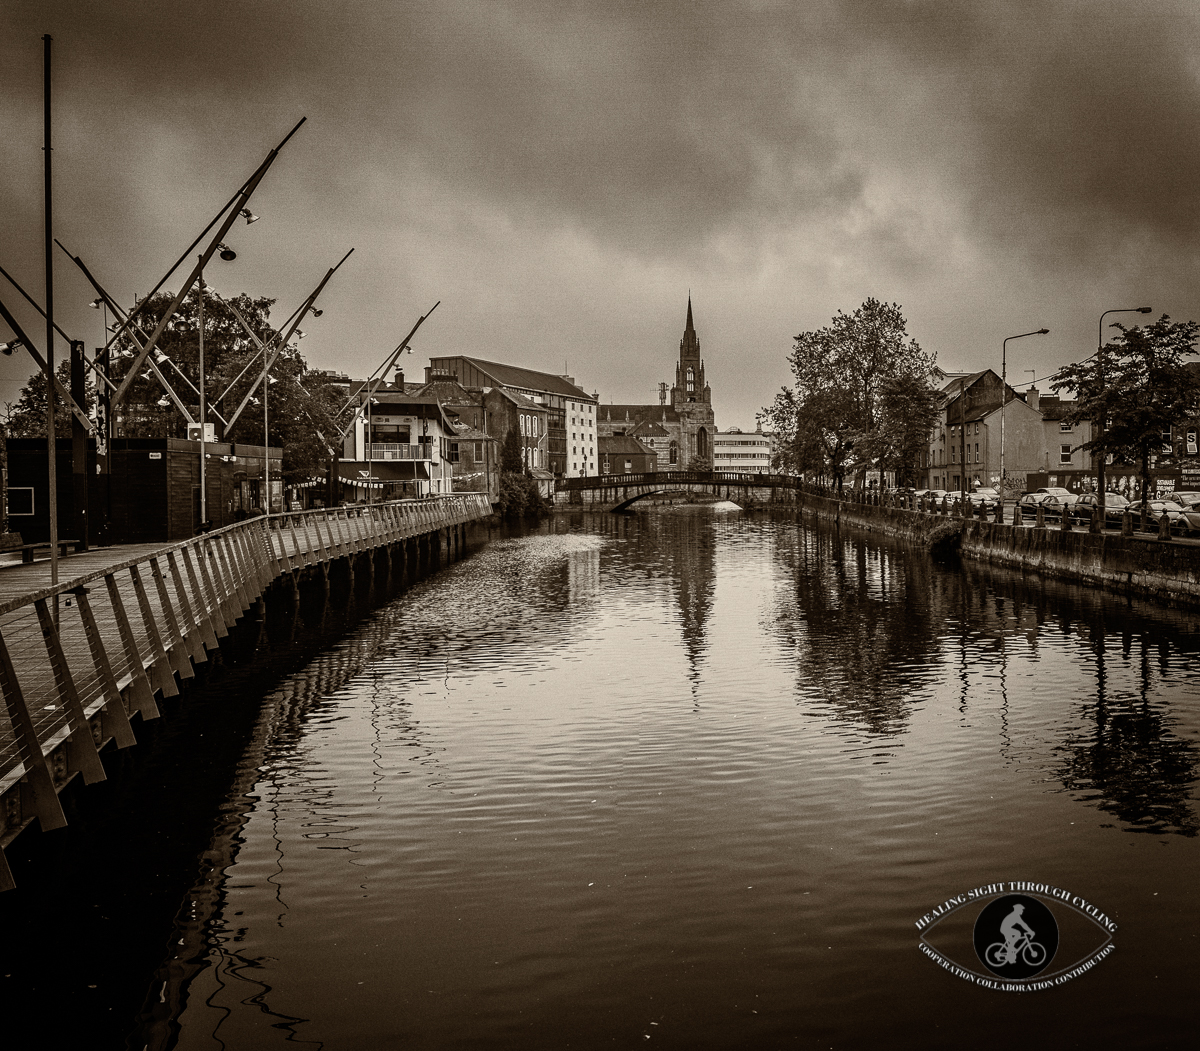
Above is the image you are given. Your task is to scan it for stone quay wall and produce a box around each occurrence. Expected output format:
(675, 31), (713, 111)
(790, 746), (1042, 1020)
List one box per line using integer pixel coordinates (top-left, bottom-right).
(798, 490), (1200, 608)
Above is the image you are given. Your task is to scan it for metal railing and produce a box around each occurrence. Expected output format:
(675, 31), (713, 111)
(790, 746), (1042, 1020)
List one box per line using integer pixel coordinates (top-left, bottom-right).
(559, 470), (804, 490)
(0, 493), (491, 888)
(366, 443), (432, 461)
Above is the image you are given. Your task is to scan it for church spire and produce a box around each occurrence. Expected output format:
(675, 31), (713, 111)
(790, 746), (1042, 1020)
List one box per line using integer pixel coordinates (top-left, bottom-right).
(685, 293), (694, 336)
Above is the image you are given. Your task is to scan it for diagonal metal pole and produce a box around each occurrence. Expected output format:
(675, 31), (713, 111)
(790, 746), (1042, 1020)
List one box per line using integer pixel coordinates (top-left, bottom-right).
(335, 302), (439, 443)
(224, 248), (354, 432)
(111, 117), (306, 407)
(44, 33), (59, 597)
(0, 294), (93, 430)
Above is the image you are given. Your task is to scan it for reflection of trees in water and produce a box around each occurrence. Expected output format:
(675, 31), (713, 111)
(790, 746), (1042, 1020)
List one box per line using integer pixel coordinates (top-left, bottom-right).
(1055, 630), (1200, 837)
(950, 560), (1200, 836)
(770, 523), (941, 735)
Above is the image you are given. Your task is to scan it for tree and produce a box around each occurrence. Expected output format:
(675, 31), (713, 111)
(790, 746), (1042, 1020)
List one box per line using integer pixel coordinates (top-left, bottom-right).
(500, 427), (523, 473)
(101, 288), (344, 485)
(3, 359), (93, 438)
(761, 298), (934, 490)
(1051, 315), (1200, 519)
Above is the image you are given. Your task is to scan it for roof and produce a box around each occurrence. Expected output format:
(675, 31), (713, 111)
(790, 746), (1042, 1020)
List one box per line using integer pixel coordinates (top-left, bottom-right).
(450, 424), (495, 441)
(599, 434), (656, 455)
(602, 403), (681, 426)
(445, 355), (595, 402)
(630, 420), (670, 437)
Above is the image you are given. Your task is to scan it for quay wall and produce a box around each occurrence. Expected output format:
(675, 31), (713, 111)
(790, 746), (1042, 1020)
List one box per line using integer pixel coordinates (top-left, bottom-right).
(797, 492), (1200, 608)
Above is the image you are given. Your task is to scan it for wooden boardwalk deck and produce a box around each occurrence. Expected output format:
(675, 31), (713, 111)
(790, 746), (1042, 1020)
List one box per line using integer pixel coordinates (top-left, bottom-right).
(0, 494), (492, 889)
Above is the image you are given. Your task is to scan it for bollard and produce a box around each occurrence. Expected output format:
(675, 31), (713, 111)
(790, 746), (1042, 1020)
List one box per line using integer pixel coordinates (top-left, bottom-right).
(1013, 502), (1023, 526)
(994, 500), (1004, 524)
(1061, 504), (1072, 531)
(1035, 502), (1046, 529)
(1158, 513), (1172, 541)
(1121, 509), (1133, 537)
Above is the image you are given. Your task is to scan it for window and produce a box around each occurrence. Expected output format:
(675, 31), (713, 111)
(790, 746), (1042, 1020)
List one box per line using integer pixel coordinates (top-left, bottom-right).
(951, 446), (957, 463)
(449, 442), (460, 463)
(625, 460), (633, 471)
(1060, 444), (1072, 465)
(974, 423), (980, 435)
(1059, 421), (1072, 432)
(974, 443), (979, 463)
(519, 415), (526, 436)
(669, 441), (678, 465)
(686, 367), (694, 392)
(473, 442), (483, 461)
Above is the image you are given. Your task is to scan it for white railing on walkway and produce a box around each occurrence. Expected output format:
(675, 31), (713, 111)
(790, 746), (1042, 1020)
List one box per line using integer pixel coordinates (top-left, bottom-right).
(0, 493), (491, 889)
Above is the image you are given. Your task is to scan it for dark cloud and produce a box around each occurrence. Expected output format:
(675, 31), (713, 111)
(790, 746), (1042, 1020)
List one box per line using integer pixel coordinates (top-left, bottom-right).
(5, 1), (1200, 429)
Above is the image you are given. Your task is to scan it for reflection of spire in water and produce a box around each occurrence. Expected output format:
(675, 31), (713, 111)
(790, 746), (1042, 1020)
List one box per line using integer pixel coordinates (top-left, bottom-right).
(667, 516), (716, 694)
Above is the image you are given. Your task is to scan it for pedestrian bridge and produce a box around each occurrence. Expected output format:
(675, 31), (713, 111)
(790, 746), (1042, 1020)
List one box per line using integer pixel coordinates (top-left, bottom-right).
(556, 471), (801, 511)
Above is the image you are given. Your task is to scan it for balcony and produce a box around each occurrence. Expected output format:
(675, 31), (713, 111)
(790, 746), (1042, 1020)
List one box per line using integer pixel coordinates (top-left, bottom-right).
(367, 443), (432, 461)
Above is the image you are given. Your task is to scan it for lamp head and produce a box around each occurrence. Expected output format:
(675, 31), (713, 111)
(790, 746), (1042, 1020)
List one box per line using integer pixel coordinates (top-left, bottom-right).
(0, 339), (22, 356)
(239, 208), (259, 225)
(217, 243), (237, 262)
(156, 397), (171, 407)
(89, 298), (103, 309)
(311, 309), (323, 318)
(1137, 306), (1152, 313)
(1038, 328), (1049, 334)
(296, 330), (306, 339)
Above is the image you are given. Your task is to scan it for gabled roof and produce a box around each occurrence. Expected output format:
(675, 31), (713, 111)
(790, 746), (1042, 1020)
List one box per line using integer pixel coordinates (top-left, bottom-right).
(450, 356), (594, 401)
(603, 403), (681, 425)
(600, 434), (656, 455)
(630, 420), (670, 437)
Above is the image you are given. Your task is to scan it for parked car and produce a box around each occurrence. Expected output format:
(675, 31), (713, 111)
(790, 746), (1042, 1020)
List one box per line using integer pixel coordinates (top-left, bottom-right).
(967, 487), (1000, 508)
(1019, 486), (1071, 506)
(1126, 499), (1200, 535)
(1073, 492), (1130, 526)
(1168, 491), (1200, 505)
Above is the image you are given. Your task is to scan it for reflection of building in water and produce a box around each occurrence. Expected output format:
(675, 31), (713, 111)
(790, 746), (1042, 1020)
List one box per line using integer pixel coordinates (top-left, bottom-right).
(661, 516), (716, 687)
(568, 546), (601, 604)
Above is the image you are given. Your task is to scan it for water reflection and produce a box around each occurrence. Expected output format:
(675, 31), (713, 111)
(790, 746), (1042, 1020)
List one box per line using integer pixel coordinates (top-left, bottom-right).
(136, 511), (1200, 1049)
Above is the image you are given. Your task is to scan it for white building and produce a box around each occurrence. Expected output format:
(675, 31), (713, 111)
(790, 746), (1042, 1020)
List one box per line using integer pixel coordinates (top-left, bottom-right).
(712, 427), (772, 473)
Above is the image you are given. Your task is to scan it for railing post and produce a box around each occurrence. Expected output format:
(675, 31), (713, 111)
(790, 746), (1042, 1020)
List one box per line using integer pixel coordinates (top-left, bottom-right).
(129, 565), (180, 699)
(0, 629), (69, 832)
(72, 585), (137, 749)
(104, 573), (161, 718)
(147, 557), (195, 680)
(182, 542), (226, 643)
(34, 597), (107, 785)
(165, 551), (209, 663)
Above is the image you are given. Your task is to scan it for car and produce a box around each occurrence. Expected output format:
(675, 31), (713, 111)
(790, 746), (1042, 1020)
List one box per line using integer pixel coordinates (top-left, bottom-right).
(967, 487), (1000, 508)
(1169, 490), (1200, 505)
(1073, 492), (1130, 526)
(1126, 499), (1200, 535)
(1039, 494), (1078, 517)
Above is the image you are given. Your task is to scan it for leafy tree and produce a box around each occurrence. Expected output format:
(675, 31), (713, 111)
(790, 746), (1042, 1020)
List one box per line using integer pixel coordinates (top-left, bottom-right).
(869, 372), (940, 487)
(1051, 315), (1200, 518)
(100, 288), (343, 485)
(687, 454), (712, 472)
(500, 427), (523, 473)
(3, 359), (94, 438)
(761, 299), (933, 489)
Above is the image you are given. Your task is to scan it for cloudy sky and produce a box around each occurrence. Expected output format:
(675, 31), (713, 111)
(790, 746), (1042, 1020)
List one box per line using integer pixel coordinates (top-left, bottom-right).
(3, 0), (1200, 430)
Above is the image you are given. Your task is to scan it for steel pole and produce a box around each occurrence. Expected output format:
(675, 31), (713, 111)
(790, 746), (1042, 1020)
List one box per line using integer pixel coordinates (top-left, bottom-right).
(198, 265), (207, 531)
(44, 35), (58, 593)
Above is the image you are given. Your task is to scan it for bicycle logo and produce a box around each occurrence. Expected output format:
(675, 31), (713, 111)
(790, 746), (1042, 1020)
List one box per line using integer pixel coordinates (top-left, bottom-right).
(974, 895), (1058, 979)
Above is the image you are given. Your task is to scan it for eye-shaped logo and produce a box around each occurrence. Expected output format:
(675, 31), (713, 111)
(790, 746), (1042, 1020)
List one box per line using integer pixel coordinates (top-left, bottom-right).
(973, 895), (1058, 978)
(916, 882), (1115, 991)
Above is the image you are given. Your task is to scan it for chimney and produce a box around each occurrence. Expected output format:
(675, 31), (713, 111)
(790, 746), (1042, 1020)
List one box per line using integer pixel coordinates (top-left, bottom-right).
(394, 368), (404, 388)
(1026, 386), (1040, 413)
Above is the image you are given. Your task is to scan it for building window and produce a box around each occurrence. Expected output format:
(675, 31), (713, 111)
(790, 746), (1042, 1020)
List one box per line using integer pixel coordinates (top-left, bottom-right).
(1060, 444), (1072, 464)
(625, 460), (633, 472)
(473, 442), (483, 461)
(1059, 421), (1072, 432)
(669, 441), (678, 465)
(974, 443), (979, 463)
(450, 442), (460, 463)
(686, 367), (694, 392)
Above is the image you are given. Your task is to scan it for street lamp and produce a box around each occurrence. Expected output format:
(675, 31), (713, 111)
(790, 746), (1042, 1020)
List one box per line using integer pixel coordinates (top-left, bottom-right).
(1094, 306), (1152, 530)
(1001, 327), (1049, 498)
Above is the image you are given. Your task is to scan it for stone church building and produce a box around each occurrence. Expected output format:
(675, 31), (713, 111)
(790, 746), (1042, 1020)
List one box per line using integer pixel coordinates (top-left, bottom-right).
(597, 297), (716, 470)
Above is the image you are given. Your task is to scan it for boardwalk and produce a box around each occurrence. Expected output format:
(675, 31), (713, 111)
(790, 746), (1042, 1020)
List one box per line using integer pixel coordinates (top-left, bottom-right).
(0, 494), (492, 889)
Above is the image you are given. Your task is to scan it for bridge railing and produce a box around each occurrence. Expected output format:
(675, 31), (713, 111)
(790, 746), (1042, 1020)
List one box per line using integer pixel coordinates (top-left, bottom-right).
(0, 492), (491, 889)
(559, 470), (802, 490)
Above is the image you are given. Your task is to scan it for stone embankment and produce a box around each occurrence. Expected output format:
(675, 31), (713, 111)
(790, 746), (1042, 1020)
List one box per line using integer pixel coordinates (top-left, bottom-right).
(800, 490), (1200, 608)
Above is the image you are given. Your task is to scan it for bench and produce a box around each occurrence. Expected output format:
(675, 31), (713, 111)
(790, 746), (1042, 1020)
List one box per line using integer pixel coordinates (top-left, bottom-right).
(17, 539), (86, 563)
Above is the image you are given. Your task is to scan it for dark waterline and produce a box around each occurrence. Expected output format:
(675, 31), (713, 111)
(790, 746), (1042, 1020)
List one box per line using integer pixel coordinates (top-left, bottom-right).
(3, 510), (1198, 1049)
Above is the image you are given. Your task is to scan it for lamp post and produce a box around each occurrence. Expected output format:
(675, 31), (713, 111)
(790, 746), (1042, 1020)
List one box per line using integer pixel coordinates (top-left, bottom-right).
(1001, 328), (1049, 500)
(1094, 306), (1152, 531)
(198, 266), (209, 531)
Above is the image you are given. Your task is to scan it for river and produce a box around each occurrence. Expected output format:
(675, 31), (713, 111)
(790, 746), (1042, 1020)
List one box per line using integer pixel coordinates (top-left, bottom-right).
(5, 507), (1200, 1048)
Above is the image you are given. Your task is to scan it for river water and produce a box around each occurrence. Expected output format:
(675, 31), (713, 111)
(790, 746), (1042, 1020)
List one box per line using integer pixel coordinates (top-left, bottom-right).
(41, 509), (1200, 1047)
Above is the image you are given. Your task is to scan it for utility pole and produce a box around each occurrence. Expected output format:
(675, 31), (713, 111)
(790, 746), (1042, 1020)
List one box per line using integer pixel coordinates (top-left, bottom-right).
(71, 340), (88, 548)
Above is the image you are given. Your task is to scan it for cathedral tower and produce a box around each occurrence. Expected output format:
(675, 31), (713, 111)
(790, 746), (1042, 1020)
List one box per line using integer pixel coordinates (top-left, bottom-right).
(671, 295), (710, 410)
